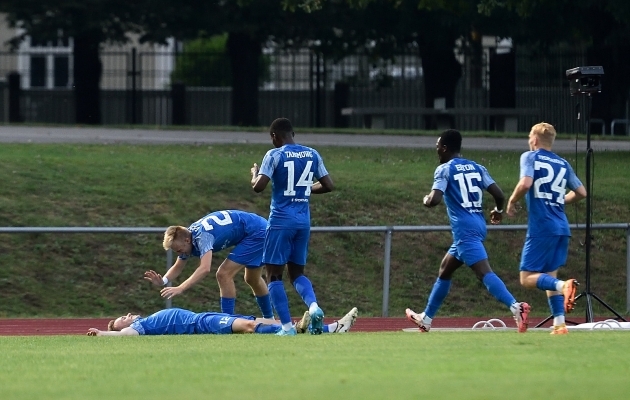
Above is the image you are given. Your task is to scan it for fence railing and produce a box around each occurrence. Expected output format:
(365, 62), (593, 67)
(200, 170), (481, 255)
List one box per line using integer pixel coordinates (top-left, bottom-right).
(2, 223), (629, 315)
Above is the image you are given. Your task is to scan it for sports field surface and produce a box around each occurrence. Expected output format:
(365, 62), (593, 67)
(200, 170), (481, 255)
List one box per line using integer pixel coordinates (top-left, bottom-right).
(1, 329), (628, 400)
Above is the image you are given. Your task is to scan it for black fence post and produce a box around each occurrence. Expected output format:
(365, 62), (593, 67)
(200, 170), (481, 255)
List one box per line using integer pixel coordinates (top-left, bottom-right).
(130, 47), (137, 124)
(172, 81), (186, 125)
(7, 71), (22, 123)
(333, 82), (349, 128)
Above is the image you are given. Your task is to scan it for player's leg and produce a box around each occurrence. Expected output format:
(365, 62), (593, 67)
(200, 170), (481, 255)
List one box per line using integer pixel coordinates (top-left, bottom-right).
(287, 228), (324, 335)
(215, 258), (244, 314)
(233, 318), (282, 334)
(470, 258), (530, 332)
(230, 236), (274, 318)
(244, 267), (274, 319)
(520, 236), (577, 317)
(263, 228), (295, 335)
(406, 246), (462, 332)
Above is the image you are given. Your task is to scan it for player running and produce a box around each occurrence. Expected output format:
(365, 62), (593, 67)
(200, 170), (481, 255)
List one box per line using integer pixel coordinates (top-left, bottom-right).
(87, 307), (358, 336)
(251, 117), (334, 336)
(406, 129), (531, 333)
(144, 210), (273, 319)
(506, 122), (586, 335)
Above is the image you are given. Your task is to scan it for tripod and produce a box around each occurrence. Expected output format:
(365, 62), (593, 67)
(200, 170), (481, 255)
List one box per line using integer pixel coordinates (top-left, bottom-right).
(536, 93), (627, 327)
(571, 95), (626, 323)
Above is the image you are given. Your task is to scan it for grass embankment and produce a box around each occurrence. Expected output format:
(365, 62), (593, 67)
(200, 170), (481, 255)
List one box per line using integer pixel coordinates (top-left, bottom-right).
(1, 332), (629, 399)
(0, 143), (628, 318)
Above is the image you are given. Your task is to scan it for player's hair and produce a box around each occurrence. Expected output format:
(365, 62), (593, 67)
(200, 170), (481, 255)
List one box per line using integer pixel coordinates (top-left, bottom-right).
(107, 320), (117, 331)
(530, 122), (556, 146)
(163, 226), (189, 250)
(269, 117), (294, 138)
(439, 129), (462, 153)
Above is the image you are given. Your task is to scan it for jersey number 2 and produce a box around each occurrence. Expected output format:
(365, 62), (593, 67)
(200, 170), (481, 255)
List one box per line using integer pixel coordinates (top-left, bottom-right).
(201, 211), (233, 231)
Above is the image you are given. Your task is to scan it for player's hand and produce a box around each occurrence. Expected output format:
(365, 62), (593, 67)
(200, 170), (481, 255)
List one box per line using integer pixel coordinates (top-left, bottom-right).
(143, 270), (164, 287)
(251, 163), (259, 178)
(490, 209), (503, 225)
(160, 286), (184, 300)
(506, 202), (518, 217)
(87, 328), (101, 336)
(423, 195), (431, 208)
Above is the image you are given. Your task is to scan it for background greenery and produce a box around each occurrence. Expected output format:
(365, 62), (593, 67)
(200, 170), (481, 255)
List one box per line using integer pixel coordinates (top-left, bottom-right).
(0, 141), (628, 318)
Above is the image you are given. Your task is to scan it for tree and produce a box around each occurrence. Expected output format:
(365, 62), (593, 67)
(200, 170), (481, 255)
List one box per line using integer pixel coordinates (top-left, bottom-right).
(0, 1), (142, 124)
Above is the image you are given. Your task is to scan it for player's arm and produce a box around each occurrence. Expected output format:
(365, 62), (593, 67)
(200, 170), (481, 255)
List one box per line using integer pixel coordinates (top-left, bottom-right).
(87, 327), (139, 336)
(506, 176), (533, 216)
(144, 258), (188, 287)
(565, 185), (587, 204)
(160, 251), (213, 299)
(311, 174), (334, 194)
(251, 163), (270, 192)
(486, 183), (505, 224)
(423, 189), (443, 208)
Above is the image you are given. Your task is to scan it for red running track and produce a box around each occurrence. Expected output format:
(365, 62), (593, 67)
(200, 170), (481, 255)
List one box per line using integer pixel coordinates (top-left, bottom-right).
(0, 316), (556, 336)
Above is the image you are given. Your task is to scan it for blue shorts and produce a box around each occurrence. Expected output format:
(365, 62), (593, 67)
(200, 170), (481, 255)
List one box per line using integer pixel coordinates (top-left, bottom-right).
(195, 313), (255, 334)
(520, 235), (569, 273)
(227, 230), (264, 268)
(262, 227), (310, 266)
(447, 239), (488, 266)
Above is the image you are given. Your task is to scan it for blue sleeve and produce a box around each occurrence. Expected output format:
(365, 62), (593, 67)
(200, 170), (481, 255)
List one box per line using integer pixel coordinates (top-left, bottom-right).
(313, 150), (329, 180)
(431, 164), (448, 192)
(519, 151), (535, 179)
(130, 320), (146, 335)
(478, 165), (496, 190)
(196, 232), (215, 258)
(259, 149), (278, 178)
(565, 163), (583, 190)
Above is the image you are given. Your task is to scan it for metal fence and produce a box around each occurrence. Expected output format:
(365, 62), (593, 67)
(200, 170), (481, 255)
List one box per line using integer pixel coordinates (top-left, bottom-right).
(0, 45), (622, 133)
(2, 223), (629, 316)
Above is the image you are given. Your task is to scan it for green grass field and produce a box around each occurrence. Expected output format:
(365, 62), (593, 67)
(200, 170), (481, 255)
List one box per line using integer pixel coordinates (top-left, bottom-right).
(1, 331), (629, 399)
(0, 141), (629, 318)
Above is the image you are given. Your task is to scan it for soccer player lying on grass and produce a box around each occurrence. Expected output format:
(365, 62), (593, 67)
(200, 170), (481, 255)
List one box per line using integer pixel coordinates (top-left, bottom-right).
(87, 307), (358, 336)
(144, 210), (273, 319)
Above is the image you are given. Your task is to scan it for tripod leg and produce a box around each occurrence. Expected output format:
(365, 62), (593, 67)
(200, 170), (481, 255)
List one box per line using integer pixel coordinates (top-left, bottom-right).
(590, 292), (628, 322)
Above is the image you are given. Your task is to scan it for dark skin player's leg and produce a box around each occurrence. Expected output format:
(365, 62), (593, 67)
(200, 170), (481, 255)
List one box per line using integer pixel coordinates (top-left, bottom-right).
(437, 253), (492, 281)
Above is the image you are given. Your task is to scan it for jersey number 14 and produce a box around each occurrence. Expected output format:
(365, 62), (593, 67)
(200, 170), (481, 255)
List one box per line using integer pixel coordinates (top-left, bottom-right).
(283, 160), (314, 196)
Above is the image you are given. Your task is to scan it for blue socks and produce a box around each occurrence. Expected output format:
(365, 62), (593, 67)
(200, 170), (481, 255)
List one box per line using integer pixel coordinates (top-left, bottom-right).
(482, 272), (517, 309)
(255, 323), (281, 334)
(256, 294), (274, 319)
(268, 280), (292, 325)
(292, 275), (318, 307)
(220, 297), (236, 315)
(548, 294), (564, 317)
(424, 278), (451, 318)
(536, 274), (560, 291)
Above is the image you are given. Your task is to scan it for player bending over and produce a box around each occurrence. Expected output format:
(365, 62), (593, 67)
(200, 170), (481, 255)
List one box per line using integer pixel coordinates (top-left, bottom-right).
(87, 307), (358, 336)
(144, 210), (273, 319)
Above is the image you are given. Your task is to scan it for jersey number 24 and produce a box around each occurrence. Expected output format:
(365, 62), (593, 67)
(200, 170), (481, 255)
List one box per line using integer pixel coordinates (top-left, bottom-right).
(534, 161), (567, 204)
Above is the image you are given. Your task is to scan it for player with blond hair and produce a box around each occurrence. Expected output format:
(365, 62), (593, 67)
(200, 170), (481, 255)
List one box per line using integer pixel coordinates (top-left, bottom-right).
(506, 122), (587, 335)
(144, 210), (273, 318)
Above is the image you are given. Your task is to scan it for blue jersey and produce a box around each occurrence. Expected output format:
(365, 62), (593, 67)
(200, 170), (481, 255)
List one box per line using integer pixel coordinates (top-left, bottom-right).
(258, 144), (329, 229)
(130, 308), (255, 335)
(432, 158), (495, 242)
(130, 308), (201, 335)
(179, 210), (267, 260)
(519, 150), (583, 237)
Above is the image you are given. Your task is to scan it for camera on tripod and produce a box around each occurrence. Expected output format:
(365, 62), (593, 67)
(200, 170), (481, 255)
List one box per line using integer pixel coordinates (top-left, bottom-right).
(565, 66), (604, 95)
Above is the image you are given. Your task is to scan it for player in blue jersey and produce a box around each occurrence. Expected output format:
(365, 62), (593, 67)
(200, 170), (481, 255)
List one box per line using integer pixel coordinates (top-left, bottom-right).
(86, 306), (359, 336)
(506, 122), (587, 335)
(406, 129), (531, 333)
(143, 210), (274, 319)
(250, 117), (334, 336)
